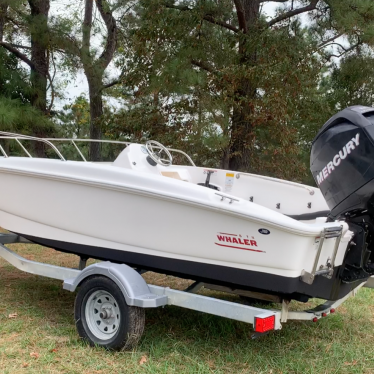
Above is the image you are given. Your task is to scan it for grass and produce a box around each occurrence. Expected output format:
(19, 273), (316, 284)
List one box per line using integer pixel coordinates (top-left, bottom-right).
(1, 242), (374, 373)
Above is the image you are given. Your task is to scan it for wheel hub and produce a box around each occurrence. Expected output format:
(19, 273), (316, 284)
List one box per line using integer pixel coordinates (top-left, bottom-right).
(85, 290), (121, 340)
(100, 304), (116, 323)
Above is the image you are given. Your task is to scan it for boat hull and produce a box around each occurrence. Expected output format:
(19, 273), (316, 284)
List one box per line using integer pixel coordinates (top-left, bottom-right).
(0, 158), (359, 300)
(17, 231), (362, 301)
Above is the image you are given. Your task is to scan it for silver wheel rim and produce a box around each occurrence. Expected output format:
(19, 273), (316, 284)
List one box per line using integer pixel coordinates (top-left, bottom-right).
(85, 290), (121, 340)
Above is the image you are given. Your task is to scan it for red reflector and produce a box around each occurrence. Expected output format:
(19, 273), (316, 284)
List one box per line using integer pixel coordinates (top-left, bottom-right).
(322, 312), (327, 317)
(330, 308), (335, 313)
(254, 315), (275, 333)
(313, 317), (318, 322)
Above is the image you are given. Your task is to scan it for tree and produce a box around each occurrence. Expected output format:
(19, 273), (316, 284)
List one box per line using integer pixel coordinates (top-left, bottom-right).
(0, 0), (51, 113)
(323, 54), (374, 110)
(0, 56), (55, 155)
(0, 64), (55, 156)
(0, 48), (31, 103)
(0, 0), (55, 155)
(57, 94), (120, 161)
(58, 95), (91, 139)
(113, 0), (374, 179)
(52, 0), (118, 161)
(81, 0), (117, 161)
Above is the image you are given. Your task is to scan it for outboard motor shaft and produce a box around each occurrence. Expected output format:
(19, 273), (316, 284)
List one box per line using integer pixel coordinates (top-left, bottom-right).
(311, 106), (374, 283)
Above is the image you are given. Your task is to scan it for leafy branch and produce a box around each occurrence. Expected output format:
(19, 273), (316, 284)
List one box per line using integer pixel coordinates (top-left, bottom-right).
(267, 0), (319, 27)
(165, 3), (239, 33)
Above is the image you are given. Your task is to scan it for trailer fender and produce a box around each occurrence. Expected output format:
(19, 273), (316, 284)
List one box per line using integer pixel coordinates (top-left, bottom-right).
(63, 261), (168, 308)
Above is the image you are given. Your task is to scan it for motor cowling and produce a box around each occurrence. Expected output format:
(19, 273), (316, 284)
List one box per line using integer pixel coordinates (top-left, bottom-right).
(311, 105), (374, 219)
(311, 105), (374, 283)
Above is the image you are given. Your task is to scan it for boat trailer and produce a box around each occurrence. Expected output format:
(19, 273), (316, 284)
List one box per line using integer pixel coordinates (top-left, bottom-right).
(0, 233), (372, 350)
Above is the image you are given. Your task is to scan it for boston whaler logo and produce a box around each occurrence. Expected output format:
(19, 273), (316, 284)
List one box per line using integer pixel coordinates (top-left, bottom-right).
(215, 233), (265, 253)
(258, 228), (270, 235)
(317, 133), (360, 185)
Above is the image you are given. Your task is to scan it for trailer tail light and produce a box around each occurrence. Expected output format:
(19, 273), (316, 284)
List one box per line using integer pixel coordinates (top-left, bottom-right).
(254, 315), (275, 333)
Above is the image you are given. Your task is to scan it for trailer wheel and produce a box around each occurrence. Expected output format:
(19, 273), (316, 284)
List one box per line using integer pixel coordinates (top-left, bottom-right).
(75, 276), (145, 350)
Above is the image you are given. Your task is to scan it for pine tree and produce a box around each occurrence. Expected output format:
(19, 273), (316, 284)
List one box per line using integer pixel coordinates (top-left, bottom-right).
(51, 0), (119, 161)
(111, 0), (374, 180)
(0, 0), (56, 154)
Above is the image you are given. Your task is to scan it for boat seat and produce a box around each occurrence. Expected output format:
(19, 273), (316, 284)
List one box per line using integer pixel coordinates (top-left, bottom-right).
(161, 170), (190, 182)
(161, 171), (183, 180)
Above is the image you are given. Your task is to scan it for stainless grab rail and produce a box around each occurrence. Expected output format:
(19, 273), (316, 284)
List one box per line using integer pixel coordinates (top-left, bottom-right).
(44, 138), (196, 166)
(45, 138), (131, 162)
(44, 138), (132, 145)
(0, 131), (196, 167)
(0, 133), (196, 166)
(0, 132), (66, 161)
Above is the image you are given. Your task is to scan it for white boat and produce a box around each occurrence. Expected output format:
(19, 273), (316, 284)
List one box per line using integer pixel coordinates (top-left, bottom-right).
(1, 105), (373, 304)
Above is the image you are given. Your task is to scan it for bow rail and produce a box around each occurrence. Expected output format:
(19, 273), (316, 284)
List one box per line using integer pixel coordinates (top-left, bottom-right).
(0, 132), (66, 161)
(0, 132), (196, 166)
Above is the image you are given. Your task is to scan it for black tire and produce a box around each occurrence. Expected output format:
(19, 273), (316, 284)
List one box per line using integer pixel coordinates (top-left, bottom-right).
(74, 275), (145, 350)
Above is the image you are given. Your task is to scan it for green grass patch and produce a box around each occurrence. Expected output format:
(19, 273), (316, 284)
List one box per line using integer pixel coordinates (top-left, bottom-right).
(1, 244), (374, 373)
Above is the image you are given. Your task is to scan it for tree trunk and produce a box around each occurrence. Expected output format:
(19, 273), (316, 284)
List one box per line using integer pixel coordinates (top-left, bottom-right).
(229, 82), (256, 171)
(81, 0), (117, 161)
(0, 1), (8, 159)
(87, 76), (103, 161)
(0, 3), (7, 41)
(220, 149), (230, 170)
(29, 0), (50, 156)
(226, 0), (260, 171)
(29, 0), (49, 113)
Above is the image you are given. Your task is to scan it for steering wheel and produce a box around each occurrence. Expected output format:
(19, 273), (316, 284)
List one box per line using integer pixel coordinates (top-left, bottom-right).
(145, 140), (173, 167)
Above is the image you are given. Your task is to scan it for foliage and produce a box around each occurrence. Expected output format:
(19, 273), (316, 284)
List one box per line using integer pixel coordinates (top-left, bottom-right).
(49, 0), (124, 160)
(57, 95), (123, 161)
(111, 1), (335, 180)
(105, 0), (374, 181)
(0, 49), (31, 103)
(0, 47), (55, 153)
(0, 0), (57, 151)
(2, 1), (374, 180)
(0, 97), (52, 133)
(58, 96), (91, 138)
(323, 53), (374, 110)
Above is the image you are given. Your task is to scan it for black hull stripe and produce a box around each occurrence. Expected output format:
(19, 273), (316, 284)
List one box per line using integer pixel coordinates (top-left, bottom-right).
(17, 233), (364, 301)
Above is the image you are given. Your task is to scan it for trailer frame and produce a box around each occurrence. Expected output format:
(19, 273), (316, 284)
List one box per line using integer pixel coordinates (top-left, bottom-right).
(0, 233), (371, 349)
